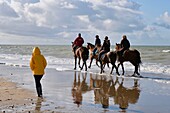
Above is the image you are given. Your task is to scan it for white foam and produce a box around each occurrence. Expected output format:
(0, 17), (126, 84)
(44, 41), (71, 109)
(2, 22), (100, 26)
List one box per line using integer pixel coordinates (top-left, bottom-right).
(0, 53), (170, 76)
(162, 50), (170, 53)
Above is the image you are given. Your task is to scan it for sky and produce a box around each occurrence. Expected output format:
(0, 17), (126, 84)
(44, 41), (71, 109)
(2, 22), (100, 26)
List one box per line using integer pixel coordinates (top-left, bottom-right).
(0, 0), (170, 45)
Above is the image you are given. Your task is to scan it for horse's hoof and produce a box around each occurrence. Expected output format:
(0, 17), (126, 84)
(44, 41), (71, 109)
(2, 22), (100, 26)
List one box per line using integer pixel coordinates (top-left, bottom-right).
(117, 72), (120, 76)
(122, 73), (124, 75)
(88, 66), (91, 68)
(74, 68), (76, 70)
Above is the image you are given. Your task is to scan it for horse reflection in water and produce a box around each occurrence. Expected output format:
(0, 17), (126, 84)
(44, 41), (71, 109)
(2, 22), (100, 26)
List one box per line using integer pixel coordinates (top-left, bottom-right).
(114, 78), (140, 111)
(72, 72), (90, 107)
(90, 75), (117, 108)
(90, 74), (140, 111)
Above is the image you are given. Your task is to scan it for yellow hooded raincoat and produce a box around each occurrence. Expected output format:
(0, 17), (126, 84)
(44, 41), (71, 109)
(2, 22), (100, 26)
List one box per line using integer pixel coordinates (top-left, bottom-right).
(30, 47), (47, 75)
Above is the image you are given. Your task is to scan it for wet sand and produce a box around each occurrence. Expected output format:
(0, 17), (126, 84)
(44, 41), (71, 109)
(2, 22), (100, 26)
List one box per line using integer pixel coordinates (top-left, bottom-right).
(0, 65), (170, 113)
(0, 78), (35, 112)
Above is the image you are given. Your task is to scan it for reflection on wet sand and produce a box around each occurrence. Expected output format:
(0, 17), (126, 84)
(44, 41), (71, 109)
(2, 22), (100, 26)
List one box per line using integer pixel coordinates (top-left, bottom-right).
(115, 78), (140, 112)
(35, 97), (43, 112)
(72, 72), (90, 107)
(72, 72), (141, 111)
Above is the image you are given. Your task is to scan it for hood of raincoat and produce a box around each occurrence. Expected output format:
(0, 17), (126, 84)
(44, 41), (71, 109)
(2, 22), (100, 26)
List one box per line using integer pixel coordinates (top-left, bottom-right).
(32, 47), (41, 55)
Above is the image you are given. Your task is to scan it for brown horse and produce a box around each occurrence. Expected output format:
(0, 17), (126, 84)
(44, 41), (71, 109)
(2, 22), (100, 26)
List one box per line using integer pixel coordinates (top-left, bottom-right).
(72, 42), (89, 71)
(86, 43), (101, 68)
(99, 51), (119, 75)
(115, 43), (142, 76)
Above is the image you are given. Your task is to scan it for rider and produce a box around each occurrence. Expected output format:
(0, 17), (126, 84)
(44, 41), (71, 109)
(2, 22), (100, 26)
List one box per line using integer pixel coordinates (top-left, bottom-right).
(98, 36), (110, 60)
(120, 35), (130, 56)
(93, 35), (101, 56)
(73, 33), (84, 53)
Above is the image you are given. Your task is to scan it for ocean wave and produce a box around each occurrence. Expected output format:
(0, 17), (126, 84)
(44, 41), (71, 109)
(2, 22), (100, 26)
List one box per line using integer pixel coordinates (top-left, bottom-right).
(162, 50), (170, 53)
(0, 53), (170, 76)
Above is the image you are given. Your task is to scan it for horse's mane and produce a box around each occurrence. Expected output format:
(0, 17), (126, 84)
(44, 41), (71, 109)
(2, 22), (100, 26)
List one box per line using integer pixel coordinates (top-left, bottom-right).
(87, 42), (95, 47)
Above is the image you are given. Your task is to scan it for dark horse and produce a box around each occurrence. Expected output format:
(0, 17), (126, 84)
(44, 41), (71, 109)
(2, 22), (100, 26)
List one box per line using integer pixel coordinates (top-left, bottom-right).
(72, 42), (89, 71)
(98, 51), (119, 75)
(86, 42), (101, 68)
(115, 43), (142, 76)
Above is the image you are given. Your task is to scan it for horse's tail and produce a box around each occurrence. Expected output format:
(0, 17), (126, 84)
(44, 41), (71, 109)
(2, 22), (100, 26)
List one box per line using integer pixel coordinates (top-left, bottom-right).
(135, 50), (142, 72)
(137, 51), (142, 64)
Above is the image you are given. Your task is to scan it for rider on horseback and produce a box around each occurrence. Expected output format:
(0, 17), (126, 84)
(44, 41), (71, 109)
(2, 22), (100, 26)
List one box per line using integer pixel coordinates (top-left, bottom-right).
(98, 36), (110, 60)
(73, 33), (84, 53)
(93, 35), (101, 56)
(120, 35), (130, 57)
(117, 35), (130, 62)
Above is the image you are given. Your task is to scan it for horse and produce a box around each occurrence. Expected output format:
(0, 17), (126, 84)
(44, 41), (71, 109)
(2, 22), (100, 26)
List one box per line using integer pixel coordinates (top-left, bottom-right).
(98, 51), (119, 75)
(72, 42), (89, 71)
(86, 42), (101, 68)
(115, 43), (142, 76)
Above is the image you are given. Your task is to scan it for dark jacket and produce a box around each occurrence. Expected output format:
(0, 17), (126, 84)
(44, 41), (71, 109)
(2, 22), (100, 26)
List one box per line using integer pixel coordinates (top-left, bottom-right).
(120, 38), (130, 50)
(101, 40), (110, 52)
(95, 38), (101, 46)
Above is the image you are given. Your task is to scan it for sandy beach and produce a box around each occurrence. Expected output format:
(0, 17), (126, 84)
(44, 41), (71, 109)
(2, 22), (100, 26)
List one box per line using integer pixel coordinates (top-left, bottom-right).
(0, 64), (170, 113)
(0, 78), (36, 112)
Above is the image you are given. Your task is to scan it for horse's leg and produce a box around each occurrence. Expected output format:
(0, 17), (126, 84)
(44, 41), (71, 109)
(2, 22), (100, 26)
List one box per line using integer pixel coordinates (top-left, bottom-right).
(74, 57), (77, 70)
(115, 64), (120, 75)
(96, 60), (100, 67)
(85, 61), (87, 71)
(78, 57), (81, 69)
(100, 61), (103, 74)
(102, 64), (105, 73)
(107, 63), (110, 68)
(120, 63), (124, 75)
(81, 61), (84, 70)
(110, 64), (114, 74)
(110, 63), (120, 75)
(134, 65), (140, 75)
(88, 57), (93, 68)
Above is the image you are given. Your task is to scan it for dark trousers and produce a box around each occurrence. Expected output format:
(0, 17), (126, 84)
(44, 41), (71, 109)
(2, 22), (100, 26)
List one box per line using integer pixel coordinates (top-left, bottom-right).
(34, 75), (43, 97)
(98, 50), (109, 60)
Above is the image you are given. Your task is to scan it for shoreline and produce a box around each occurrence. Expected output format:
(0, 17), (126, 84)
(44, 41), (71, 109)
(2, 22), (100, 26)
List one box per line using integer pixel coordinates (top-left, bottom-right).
(0, 64), (170, 112)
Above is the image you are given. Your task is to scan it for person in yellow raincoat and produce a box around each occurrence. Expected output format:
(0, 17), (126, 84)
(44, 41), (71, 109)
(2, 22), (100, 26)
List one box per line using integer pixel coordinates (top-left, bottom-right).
(30, 47), (47, 97)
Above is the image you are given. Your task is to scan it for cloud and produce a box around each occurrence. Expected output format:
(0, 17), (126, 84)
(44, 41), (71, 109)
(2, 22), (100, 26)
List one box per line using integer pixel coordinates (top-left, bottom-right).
(154, 11), (170, 29)
(0, 0), (148, 45)
(0, 1), (18, 17)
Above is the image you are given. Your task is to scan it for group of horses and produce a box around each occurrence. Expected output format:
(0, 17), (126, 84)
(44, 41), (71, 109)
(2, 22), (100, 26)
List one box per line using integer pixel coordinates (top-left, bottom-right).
(72, 42), (142, 76)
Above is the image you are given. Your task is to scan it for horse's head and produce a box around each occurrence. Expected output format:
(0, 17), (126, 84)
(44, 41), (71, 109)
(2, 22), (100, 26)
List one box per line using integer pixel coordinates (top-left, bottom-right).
(115, 43), (121, 51)
(87, 42), (95, 50)
(71, 42), (74, 48)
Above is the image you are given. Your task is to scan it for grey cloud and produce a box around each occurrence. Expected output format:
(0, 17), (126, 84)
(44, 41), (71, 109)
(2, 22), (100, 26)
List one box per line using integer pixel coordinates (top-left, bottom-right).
(0, 0), (146, 42)
(0, 2), (18, 17)
(154, 23), (170, 29)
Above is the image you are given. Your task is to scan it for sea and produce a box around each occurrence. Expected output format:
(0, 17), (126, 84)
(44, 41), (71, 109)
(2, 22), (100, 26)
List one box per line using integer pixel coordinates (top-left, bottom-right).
(0, 45), (170, 76)
(0, 45), (170, 112)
